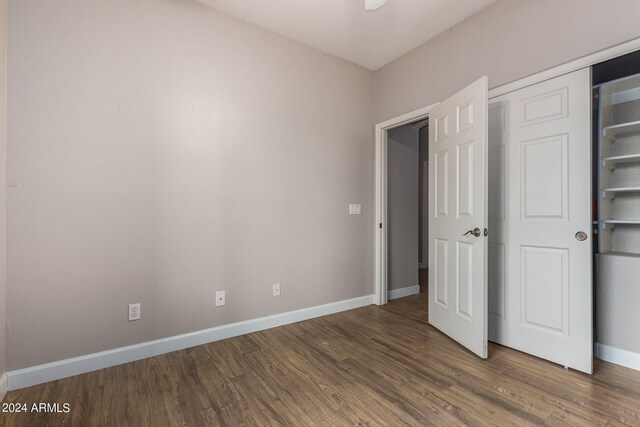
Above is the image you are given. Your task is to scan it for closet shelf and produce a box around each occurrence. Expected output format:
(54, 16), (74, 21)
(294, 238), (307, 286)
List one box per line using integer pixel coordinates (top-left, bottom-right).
(599, 251), (640, 259)
(601, 219), (640, 229)
(602, 120), (640, 139)
(602, 153), (640, 166)
(601, 186), (640, 197)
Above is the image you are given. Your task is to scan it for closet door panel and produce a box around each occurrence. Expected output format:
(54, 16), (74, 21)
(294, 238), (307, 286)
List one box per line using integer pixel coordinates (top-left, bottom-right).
(490, 68), (592, 373)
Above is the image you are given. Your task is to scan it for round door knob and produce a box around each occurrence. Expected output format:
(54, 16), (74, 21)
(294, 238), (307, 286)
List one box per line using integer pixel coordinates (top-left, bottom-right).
(575, 231), (588, 241)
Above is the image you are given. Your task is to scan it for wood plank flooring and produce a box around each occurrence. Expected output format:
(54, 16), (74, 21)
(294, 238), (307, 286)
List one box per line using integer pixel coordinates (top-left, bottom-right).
(384, 268), (428, 322)
(2, 293), (640, 426)
(384, 290), (427, 322)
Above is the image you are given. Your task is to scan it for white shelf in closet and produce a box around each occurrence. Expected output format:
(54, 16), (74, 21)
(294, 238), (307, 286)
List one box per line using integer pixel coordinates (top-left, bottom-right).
(598, 73), (640, 257)
(602, 153), (640, 167)
(601, 219), (640, 229)
(602, 120), (640, 139)
(601, 251), (640, 259)
(601, 186), (640, 197)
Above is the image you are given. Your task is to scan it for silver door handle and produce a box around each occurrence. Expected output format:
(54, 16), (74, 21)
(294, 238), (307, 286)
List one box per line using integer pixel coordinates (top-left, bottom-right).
(575, 231), (588, 241)
(463, 227), (481, 237)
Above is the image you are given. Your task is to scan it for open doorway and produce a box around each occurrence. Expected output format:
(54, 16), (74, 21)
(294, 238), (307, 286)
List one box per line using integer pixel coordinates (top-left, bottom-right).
(373, 103), (435, 309)
(383, 120), (429, 322)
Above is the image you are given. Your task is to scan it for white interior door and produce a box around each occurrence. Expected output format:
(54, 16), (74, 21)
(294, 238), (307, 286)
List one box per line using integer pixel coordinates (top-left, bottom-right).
(428, 76), (488, 358)
(488, 68), (593, 373)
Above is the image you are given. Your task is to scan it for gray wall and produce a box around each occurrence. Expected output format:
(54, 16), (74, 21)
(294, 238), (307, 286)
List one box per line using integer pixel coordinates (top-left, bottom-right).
(6, 0), (373, 370)
(387, 125), (418, 291)
(373, 0), (640, 123)
(596, 254), (640, 354)
(7, 0), (640, 372)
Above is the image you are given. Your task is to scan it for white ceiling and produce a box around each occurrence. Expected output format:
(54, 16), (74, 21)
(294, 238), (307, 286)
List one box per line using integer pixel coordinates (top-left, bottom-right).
(197, 0), (496, 70)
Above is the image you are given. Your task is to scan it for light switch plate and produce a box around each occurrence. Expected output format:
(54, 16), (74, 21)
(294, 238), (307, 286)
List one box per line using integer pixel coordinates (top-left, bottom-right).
(349, 204), (362, 215)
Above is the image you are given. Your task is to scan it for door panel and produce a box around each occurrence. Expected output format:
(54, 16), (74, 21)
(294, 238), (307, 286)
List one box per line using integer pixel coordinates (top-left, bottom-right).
(488, 68), (592, 373)
(488, 243), (506, 319)
(521, 87), (568, 126)
(521, 245), (568, 333)
(435, 151), (449, 217)
(429, 76), (488, 358)
(435, 238), (448, 306)
(520, 135), (568, 219)
(456, 241), (474, 319)
(457, 142), (474, 217)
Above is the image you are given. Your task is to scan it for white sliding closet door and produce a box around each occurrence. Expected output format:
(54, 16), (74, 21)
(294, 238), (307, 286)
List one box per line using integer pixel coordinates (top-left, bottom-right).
(488, 68), (593, 373)
(428, 76), (489, 358)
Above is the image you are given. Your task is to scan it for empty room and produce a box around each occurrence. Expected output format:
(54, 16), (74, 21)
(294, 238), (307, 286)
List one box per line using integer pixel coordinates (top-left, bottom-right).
(0, 0), (640, 425)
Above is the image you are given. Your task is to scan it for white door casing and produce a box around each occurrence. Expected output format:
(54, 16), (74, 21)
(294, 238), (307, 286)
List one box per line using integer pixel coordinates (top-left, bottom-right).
(420, 159), (429, 268)
(428, 76), (489, 358)
(488, 68), (593, 373)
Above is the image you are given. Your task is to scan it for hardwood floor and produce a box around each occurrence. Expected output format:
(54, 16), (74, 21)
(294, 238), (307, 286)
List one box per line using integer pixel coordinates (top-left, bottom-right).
(384, 268), (428, 322)
(383, 291), (427, 323)
(2, 298), (640, 426)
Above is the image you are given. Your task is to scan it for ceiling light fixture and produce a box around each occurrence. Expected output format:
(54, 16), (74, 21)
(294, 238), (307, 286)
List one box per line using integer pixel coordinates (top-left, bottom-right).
(364, 0), (387, 12)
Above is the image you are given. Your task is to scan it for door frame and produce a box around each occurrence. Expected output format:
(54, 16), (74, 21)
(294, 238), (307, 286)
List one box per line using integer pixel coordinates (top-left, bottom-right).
(419, 158), (429, 269)
(373, 36), (640, 306)
(374, 103), (437, 305)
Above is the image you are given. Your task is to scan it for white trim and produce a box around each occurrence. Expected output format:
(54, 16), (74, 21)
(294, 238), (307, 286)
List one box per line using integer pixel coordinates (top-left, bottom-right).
(7, 294), (374, 390)
(387, 285), (420, 300)
(0, 373), (7, 401)
(595, 343), (640, 372)
(373, 36), (640, 308)
(374, 103), (438, 307)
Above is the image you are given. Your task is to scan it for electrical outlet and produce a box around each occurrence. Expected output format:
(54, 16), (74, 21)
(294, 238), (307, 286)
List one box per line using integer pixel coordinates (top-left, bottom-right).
(215, 290), (226, 307)
(272, 283), (281, 297)
(128, 303), (141, 321)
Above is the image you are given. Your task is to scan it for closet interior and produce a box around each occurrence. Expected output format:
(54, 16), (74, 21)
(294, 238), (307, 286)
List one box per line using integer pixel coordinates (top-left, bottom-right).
(594, 53), (640, 359)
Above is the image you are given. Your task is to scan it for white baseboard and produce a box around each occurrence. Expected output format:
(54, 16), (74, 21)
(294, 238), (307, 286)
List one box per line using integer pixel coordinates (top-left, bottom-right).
(387, 285), (420, 300)
(595, 342), (640, 372)
(0, 373), (7, 401)
(7, 294), (375, 390)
